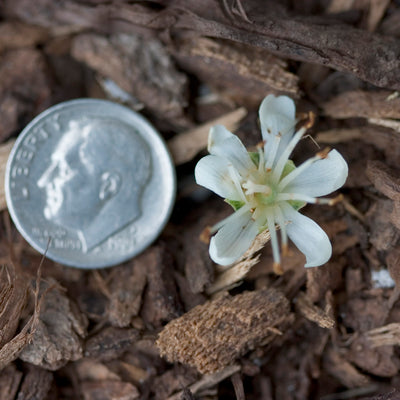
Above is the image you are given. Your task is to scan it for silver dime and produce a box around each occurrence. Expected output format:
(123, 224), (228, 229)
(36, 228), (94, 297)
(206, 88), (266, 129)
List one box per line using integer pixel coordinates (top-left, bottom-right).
(5, 99), (176, 268)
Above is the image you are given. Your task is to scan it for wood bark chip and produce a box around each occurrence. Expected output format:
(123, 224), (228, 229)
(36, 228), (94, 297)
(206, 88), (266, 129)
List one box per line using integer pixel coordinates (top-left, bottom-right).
(323, 90), (400, 120)
(71, 32), (189, 128)
(3, 0), (400, 89)
(80, 380), (139, 400)
(168, 107), (247, 165)
(0, 48), (53, 142)
(84, 326), (139, 362)
(140, 245), (183, 328)
(367, 161), (400, 202)
(157, 289), (290, 374)
(19, 278), (88, 370)
(172, 37), (299, 104)
(296, 292), (335, 329)
(16, 364), (53, 400)
(106, 262), (146, 328)
(0, 364), (22, 400)
(324, 347), (371, 388)
(0, 22), (48, 53)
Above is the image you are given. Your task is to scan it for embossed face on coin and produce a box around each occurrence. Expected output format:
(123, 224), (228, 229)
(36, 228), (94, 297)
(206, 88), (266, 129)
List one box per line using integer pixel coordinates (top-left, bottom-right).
(5, 99), (176, 268)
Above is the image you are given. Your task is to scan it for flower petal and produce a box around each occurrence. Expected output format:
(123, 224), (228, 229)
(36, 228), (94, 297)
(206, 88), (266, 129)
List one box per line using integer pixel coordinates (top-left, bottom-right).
(283, 150), (348, 197)
(209, 210), (258, 266)
(195, 155), (243, 200)
(208, 125), (254, 176)
(259, 95), (296, 138)
(282, 204), (332, 267)
(259, 95), (296, 163)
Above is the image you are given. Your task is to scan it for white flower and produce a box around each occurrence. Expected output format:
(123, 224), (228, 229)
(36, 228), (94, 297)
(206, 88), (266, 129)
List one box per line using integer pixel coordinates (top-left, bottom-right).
(195, 95), (348, 270)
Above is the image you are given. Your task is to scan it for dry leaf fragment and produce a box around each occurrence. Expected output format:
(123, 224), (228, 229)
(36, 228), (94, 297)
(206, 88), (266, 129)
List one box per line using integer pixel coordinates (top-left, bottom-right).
(157, 289), (290, 374)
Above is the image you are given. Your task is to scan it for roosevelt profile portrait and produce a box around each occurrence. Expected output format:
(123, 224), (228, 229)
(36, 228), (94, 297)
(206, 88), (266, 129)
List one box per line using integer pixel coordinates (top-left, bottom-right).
(37, 118), (151, 252)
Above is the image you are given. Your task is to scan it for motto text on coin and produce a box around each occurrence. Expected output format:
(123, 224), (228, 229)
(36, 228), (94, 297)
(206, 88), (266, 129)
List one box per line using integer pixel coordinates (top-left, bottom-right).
(5, 99), (176, 268)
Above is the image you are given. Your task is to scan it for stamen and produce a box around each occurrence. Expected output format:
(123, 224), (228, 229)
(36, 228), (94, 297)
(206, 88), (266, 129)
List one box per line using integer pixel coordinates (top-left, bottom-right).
(276, 193), (319, 204)
(278, 147), (332, 191)
(200, 226), (211, 243)
(271, 126), (307, 184)
(209, 203), (251, 234)
(266, 211), (280, 267)
(227, 164), (247, 203)
(257, 144), (265, 173)
(276, 193), (343, 205)
(274, 205), (288, 252)
(243, 181), (271, 195)
(271, 113), (315, 184)
(265, 133), (281, 170)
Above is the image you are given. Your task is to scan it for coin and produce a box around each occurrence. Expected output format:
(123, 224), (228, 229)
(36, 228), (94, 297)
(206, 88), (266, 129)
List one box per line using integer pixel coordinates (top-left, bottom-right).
(5, 99), (176, 268)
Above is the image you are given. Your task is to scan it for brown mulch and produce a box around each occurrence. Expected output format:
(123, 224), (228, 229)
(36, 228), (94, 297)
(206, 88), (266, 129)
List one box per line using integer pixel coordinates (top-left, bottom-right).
(1, 1), (400, 399)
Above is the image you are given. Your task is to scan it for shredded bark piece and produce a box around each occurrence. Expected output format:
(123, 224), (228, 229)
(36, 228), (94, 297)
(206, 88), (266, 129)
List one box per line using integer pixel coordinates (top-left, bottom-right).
(168, 107), (247, 165)
(0, 264), (29, 348)
(157, 289), (290, 374)
(0, 262), (41, 371)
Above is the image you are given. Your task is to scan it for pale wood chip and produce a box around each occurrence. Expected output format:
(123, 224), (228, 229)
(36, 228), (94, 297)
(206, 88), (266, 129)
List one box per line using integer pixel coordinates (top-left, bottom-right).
(208, 230), (270, 295)
(157, 289), (290, 374)
(323, 90), (400, 119)
(296, 292), (335, 329)
(368, 117), (400, 133)
(167, 365), (241, 400)
(365, 323), (400, 348)
(168, 107), (247, 165)
(0, 140), (15, 212)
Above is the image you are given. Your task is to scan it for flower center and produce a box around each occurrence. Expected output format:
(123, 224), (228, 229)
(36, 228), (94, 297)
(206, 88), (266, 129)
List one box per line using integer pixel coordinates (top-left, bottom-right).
(242, 176), (277, 206)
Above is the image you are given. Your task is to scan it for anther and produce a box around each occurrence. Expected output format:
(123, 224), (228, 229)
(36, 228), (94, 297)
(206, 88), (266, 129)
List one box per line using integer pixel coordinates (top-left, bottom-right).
(328, 194), (344, 206)
(273, 262), (283, 275)
(316, 147), (331, 159)
(200, 226), (211, 243)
